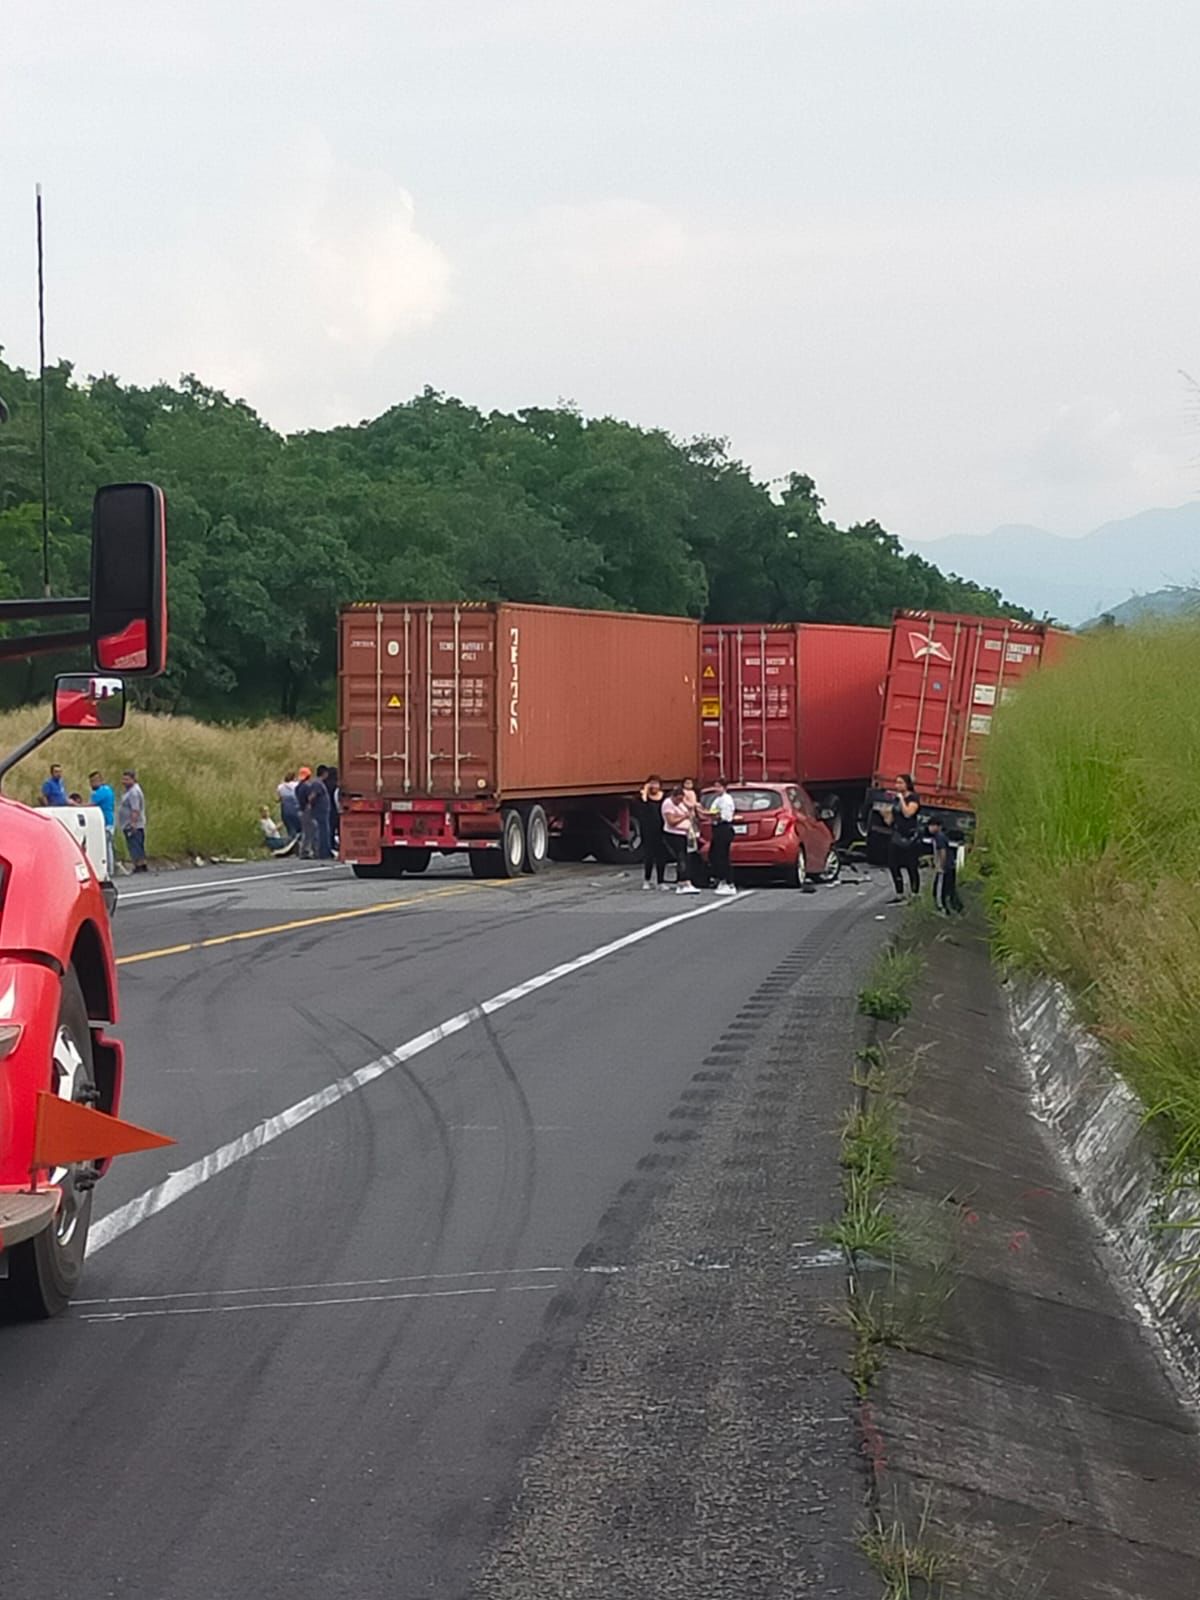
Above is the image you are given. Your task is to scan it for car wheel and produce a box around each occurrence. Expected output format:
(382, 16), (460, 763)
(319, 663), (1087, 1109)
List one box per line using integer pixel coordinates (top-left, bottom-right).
(785, 846), (807, 889)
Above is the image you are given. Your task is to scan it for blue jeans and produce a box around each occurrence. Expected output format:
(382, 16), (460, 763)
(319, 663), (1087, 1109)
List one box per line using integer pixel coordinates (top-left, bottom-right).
(316, 813), (332, 859)
(124, 826), (146, 864)
(281, 802), (301, 840)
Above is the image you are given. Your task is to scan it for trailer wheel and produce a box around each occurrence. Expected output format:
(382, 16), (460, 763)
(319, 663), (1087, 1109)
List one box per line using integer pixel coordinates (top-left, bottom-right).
(522, 806), (549, 874)
(500, 808), (526, 877)
(4, 970), (95, 1318)
(593, 813), (643, 866)
(469, 850), (500, 879)
(397, 848), (431, 875)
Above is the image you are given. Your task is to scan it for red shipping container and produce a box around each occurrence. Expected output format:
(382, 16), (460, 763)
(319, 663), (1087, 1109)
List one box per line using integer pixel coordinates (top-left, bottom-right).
(340, 602), (700, 801)
(874, 609), (1056, 812)
(700, 623), (889, 786)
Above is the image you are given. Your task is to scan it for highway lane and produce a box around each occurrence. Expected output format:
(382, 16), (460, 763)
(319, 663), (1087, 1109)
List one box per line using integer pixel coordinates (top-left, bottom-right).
(0, 858), (891, 1598)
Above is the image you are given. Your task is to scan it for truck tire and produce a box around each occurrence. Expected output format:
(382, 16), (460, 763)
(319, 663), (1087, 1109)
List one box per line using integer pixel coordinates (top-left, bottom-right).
(397, 848), (431, 874)
(500, 808), (526, 877)
(469, 849), (500, 879)
(4, 970), (95, 1318)
(522, 806), (549, 874)
(352, 861), (388, 879)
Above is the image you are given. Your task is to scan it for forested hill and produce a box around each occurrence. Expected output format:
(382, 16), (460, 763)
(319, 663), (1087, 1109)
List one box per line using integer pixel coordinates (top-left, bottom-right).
(0, 354), (1026, 720)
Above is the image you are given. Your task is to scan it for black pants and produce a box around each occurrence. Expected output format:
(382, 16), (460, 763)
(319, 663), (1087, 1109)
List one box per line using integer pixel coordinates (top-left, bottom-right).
(888, 837), (920, 895)
(934, 862), (963, 913)
(710, 821), (734, 885)
(664, 833), (689, 882)
(643, 828), (666, 884)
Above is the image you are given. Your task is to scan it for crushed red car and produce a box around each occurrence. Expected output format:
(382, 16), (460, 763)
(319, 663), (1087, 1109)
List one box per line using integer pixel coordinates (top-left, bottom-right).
(699, 783), (839, 888)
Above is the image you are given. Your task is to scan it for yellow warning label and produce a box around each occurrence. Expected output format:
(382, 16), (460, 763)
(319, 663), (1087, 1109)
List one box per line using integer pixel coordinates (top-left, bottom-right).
(386, 694), (403, 708)
(701, 697), (721, 719)
(702, 664), (716, 679)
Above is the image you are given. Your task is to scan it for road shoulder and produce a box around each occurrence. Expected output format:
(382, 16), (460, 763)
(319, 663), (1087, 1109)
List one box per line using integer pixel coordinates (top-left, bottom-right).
(865, 912), (1200, 1599)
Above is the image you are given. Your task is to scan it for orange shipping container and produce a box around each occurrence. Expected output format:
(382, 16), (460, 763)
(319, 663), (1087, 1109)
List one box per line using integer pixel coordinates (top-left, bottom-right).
(339, 602), (701, 802)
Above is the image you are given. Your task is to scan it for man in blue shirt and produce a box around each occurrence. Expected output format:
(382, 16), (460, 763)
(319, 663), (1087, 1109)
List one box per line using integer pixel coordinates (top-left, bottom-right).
(40, 763), (67, 806)
(89, 768), (116, 878)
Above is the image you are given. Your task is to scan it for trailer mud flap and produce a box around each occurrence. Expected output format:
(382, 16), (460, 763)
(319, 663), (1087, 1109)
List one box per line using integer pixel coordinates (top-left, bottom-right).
(340, 812), (382, 865)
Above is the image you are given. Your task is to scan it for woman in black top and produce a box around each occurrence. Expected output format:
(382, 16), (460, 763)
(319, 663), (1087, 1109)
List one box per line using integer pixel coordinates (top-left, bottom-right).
(887, 773), (922, 902)
(639, 776), (668, 888)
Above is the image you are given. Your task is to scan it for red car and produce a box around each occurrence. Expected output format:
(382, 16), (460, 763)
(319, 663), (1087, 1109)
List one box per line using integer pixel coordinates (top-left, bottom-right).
(700, 783), (839, 888)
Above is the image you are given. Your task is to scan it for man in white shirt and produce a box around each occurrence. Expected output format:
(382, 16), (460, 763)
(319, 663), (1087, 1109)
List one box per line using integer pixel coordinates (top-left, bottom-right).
(707, 778), (737, 896)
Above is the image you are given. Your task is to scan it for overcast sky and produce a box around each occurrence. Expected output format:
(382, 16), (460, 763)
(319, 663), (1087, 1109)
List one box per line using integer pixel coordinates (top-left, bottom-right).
(4, 0), (1198, 540)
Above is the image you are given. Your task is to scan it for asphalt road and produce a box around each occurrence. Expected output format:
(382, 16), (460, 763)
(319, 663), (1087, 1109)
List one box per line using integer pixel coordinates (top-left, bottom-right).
(0, 854), (893, 1599)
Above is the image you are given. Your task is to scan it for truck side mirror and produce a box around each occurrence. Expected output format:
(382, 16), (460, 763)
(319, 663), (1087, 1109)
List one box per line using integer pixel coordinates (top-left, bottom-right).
(53, 675), (126, 731)
(91, 483), (167, 677)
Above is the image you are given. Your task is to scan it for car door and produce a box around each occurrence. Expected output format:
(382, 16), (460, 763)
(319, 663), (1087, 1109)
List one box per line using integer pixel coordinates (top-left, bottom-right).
(787, 785), (826, 865)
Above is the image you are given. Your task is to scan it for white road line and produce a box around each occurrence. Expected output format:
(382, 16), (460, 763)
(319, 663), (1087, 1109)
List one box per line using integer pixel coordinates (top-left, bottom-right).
(119, 865), (341, 902)
(77, 1265), (567, 1306)
(87, 895), (736, 1257)
(83, 1281), (557, 1323)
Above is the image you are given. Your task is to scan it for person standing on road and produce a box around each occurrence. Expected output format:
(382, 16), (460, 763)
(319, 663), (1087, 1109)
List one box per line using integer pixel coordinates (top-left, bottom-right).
(310, 765), (333, 860)
(887, 773), (921, 903)
(662, 786), (697, 893)
(639, 775), (667, 889)
(295, 766), (317, 859)
(927, 819), (964, 915)
(323, 764), (340, 855)
(119, 768), (149, 874)
(681, 777), (709, 890)
(277, 770), (301, 841)
(706, 777), (738, 897)
(89, 768), (116, 877)
(40, 763), (68, 806)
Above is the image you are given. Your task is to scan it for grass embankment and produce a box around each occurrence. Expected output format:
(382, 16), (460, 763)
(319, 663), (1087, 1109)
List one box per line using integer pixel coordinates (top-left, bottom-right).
(0, 707), (333, 861)
(981, 622), (1200, 1172)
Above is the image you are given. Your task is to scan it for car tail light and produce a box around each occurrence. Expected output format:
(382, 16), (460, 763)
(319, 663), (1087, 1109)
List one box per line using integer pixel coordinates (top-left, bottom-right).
(774, 816), (792, 836)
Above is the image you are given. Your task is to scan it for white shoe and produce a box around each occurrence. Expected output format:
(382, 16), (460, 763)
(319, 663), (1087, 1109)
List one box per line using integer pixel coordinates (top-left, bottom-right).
(715, 882), (737, 896)
(675, 883), (700, 894)
(642, 881), (655, 890)
(659, 883), (673, 892)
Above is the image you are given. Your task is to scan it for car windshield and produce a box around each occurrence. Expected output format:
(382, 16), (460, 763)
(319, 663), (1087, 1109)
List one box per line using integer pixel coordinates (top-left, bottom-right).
(701, 787), (782, 813)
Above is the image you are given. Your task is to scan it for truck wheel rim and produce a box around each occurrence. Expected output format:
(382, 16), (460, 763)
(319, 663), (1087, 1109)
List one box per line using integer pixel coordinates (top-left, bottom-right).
(529, 814), (547, 860)
(49, 1026), (87, 1248)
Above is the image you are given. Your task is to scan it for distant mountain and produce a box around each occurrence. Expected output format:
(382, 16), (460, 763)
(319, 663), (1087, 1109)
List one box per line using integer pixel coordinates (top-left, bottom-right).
(906, 504), (1200, 626)
(1082, 586), (1200, 629)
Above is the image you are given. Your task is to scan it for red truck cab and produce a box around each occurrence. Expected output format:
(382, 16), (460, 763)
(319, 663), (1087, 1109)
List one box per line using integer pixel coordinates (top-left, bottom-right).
(0, 483), (167, 1316)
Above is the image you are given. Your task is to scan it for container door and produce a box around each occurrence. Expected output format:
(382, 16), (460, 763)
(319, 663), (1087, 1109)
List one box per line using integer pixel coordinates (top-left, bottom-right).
(877, 615), (962, 799)
(700, 627), (724, 784)
(410, 606), (497, 798)
(729, 628), (797, 783)
(950, 621), (1045, 795)
(340, 606), (413, 797)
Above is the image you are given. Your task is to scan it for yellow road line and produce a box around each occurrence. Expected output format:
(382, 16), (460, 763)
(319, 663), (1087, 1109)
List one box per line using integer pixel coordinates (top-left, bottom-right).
(117, 882), (489, 967)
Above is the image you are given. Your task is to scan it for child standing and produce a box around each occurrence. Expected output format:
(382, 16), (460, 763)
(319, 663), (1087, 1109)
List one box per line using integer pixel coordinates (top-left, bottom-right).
(927, 819), (964, 915)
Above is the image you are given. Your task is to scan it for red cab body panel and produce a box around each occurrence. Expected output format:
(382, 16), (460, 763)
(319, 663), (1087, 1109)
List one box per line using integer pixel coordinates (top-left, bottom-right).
(873, 609), (1063, 813)
(339, 602), (701, 803)
(0, 796), (121, 1187)
(699, 623), (889, 786)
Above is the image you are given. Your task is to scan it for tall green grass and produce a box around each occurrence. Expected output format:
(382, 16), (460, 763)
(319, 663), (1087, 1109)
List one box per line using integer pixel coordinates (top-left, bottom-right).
(0, 707), (334, 860)
(981, 622), (1200, 1171)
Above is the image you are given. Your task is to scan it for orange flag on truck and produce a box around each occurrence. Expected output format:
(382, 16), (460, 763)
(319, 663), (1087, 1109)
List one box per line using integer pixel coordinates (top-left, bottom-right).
(32, 1091), (175, 1169)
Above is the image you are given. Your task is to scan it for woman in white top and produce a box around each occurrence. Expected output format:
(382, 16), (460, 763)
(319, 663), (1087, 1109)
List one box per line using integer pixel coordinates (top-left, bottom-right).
(706, 778), (737, 895)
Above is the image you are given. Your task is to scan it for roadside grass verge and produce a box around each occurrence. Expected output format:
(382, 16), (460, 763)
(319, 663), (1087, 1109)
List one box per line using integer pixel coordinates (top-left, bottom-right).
(859, 946), (924, 1022)
(0, 706), (334, 860)
(980, 622), (1200, 1176)
(862, 1499), (957, 1599)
